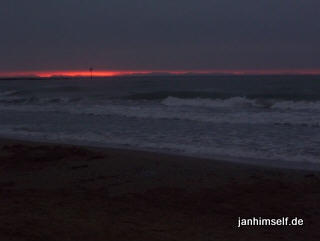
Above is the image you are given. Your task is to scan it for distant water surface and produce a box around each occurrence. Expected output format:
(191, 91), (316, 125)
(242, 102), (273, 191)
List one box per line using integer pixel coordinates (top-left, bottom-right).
(0, 75), (319, 169)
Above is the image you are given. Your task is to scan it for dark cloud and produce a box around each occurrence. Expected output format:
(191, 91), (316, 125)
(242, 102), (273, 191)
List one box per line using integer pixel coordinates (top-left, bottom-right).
(1, 0), (320, 71)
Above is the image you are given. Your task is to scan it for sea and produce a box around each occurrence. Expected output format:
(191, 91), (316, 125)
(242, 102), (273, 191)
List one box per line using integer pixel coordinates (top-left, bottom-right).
(0, 75), (319, 169)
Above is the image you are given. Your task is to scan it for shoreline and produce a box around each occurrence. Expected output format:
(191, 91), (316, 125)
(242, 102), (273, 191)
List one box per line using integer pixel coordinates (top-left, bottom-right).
(0, 138), (320, 240)
(1, 136), (319, 172)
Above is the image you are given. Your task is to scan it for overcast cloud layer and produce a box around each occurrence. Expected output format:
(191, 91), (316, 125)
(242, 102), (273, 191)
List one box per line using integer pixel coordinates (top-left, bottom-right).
(1, 0), (320, 72)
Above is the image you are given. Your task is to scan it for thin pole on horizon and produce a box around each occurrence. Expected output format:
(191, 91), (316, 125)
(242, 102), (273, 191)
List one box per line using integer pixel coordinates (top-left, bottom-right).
(89, 67), (93, 80)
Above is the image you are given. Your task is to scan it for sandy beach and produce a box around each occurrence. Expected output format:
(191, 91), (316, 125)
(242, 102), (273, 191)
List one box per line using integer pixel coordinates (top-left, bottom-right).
(0, 138), (319, 241)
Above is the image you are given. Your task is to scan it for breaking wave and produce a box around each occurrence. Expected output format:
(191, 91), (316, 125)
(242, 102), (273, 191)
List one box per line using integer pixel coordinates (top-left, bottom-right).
(0, 90), (19, 97)
(0, 95), (82, 104)
(126, 91), (320, 101)
(162, 96), (320, 111)
(0, 102), (319, 127)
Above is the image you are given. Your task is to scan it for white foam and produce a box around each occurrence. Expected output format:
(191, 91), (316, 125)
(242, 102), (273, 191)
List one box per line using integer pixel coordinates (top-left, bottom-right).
(0, 90), (18, 97)
(271, 100), (320, 111)
(162, 96), (255, 108)
(0, 127), (319, 165)
(162, 96), (320, 111)
(0, 102), (319, 127)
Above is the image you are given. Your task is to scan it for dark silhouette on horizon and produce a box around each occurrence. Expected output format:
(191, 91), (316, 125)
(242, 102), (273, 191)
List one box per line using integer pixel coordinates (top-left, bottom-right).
(89, 67), (93, 80)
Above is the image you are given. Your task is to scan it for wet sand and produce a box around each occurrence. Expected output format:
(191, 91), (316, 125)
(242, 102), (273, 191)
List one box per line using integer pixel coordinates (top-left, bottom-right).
(0, 138), (319, 241)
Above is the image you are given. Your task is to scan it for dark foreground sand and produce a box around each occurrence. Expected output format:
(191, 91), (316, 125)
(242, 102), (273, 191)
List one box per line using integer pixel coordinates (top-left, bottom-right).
(0, 139), (319, 241)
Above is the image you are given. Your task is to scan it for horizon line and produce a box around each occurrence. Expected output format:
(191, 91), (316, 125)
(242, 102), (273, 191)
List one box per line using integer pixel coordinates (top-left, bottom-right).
(1, 69), (320, 78)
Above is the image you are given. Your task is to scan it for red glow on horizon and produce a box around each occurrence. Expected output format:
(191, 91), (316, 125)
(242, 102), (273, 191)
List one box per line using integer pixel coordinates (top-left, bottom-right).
(1, 69), (320, 78)
(36, 70), (146, 78)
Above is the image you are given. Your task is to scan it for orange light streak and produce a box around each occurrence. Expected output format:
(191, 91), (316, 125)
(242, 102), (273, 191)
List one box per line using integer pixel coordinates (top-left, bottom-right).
(1, 69), (320, 78)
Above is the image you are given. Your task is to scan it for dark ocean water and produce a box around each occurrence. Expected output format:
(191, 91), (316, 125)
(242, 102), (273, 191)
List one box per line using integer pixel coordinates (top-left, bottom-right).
(0, 75), (319, 168)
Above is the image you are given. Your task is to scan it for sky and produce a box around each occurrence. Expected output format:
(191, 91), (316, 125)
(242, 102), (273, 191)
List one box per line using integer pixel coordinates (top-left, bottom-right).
(1, 0), (320, 76)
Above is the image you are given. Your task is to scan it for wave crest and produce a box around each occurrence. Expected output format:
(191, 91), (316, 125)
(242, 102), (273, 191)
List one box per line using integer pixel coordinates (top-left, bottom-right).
(162, 96), (320, 111)
(0, 90), (19, 97)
